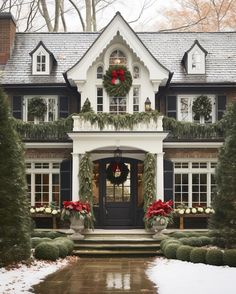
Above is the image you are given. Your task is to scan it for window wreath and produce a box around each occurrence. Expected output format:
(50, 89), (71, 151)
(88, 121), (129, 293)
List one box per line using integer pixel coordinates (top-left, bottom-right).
(106, 162), (129, 185)
(192, 95), (212, 120)
(28, 97), (47, 118)
(103, 65), (132, 97)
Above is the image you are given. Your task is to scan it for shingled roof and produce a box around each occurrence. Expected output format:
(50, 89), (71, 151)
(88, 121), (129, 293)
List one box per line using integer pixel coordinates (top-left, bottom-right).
(1, 31), (236, 85)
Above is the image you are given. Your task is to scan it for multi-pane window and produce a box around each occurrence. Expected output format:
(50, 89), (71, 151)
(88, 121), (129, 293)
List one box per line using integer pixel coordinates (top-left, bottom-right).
(24, 96), (57, 123)
(192, 51), (201, 70)
(109, 50), (127, 66)
(133, 87), (140, 113)
(174, 161), (217, 208)
(36, 52), (46, 72)
(97, 88), (103, 113)
(109, 97), (127, 114)
(26, 162), (60, 207)
(178, 95), (216, 123)
(133, 66), (140, 79)
(97, 66), (103, 79)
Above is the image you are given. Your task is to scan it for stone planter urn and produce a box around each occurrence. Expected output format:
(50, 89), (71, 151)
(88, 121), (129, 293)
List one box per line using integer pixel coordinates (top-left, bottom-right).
(69, 216), (85, 240)
(152, 219), (168, 239)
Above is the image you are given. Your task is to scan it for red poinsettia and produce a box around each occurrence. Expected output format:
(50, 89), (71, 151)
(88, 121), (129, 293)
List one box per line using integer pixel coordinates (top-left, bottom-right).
(62, 200), (91, 219)
(144, 199), (173, 226)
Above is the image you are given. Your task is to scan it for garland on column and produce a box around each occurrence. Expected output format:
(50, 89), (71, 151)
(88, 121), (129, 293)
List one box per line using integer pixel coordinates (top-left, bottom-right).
(143, 153), (156, 212)
(79, 152), (94, 228)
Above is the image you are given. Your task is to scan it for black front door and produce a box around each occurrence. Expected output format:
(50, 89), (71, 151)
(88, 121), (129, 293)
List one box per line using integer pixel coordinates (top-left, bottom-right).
(98, 158), (139, 228)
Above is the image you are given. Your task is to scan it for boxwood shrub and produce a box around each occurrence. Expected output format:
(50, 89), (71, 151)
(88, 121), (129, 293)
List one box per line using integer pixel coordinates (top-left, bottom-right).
(34, 242), (59, 261)
(52, 241), (68, 258)
(190, 248), (207, 263)
(161, 239), (182, 252)
(171, 232), (188, 239)
(223, 249), (236, 267)
(199, 236), (212, 246)
(176, 245), (193, 261)
(206, 249), (223, 266)
(164, 244), (181, 259)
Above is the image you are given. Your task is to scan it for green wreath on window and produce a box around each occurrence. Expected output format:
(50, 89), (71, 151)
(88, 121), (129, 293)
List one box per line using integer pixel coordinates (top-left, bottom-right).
(103, 65), (132, 97)
(192, 95), (212, 120)
(28, 97), (47, 118)
(106, 162), (129, 186)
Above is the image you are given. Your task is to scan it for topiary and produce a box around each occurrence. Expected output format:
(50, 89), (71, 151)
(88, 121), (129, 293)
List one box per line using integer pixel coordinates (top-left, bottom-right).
(190, 248), (207, 263)
(176, 245), (193, 261)
(206, 249), (223, 266)
(161, 239), (182, 252)
(31, 237), (44, 249)
(41, 237), (52, 242)
(54, 237), (74, 254)
(178, 238), (191, 245)
(188, 237), (203, 247)
(223, 249), (236, 267)
(52, 241), (68, 258)
(199, 236), (212, 246)
(34, 242), (59, 261)
(164, 244), (181, 259)
(171, 232), (188, 239)
(46, 231), (62, 239)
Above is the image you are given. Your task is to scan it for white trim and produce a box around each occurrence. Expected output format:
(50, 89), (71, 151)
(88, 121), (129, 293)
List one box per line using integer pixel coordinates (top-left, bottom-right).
(187, 43), (206, 75)
(163, 142), (223, 148)
(24, 142), (73, 149)
(32, 45), (50, 75)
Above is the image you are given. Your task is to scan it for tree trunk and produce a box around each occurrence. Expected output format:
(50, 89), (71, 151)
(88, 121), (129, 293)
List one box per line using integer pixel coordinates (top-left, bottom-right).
(85, 0), (92, 31)
(39, 0), (53, 32)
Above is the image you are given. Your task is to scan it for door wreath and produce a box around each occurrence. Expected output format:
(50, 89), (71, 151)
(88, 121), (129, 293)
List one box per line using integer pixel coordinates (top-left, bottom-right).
(106, 162), (129, 185)
(103, 65), (132, 97)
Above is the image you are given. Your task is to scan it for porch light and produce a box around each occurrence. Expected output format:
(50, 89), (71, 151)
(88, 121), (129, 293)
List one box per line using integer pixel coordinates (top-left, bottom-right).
(145, 97), (151, 111)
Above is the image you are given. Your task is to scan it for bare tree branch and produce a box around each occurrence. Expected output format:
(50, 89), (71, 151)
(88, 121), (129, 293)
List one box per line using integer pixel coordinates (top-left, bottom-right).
(68, 0), (85, 31)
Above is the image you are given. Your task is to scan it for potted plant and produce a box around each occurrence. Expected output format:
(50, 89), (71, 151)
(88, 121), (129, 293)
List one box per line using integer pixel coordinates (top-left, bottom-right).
(61, 201), (93, 240)
(144, 199), (173, 239)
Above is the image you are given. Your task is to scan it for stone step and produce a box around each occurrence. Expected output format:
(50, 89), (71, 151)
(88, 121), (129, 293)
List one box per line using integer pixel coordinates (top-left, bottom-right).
(73, 249), (162, 256)
(74, 243), (161, 249)
(76, 237), (160, 242)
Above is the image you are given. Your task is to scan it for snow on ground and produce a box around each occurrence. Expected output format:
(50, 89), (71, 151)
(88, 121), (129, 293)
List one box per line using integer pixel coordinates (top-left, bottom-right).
(0, 258), (73, 294)
(146, 258), (236, 294)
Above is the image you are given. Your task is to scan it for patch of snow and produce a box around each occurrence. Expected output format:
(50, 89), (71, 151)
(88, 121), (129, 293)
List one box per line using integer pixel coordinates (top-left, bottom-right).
(146, 258), (236, 294)
(0, 258), (70, 294)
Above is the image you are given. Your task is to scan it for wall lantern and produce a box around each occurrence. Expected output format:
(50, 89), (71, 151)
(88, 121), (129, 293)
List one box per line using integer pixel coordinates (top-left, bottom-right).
(114, 147), (122, 159)
(145, 97), (151, 112)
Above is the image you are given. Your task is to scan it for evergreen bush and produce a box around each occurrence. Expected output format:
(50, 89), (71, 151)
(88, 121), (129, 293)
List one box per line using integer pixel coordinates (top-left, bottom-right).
(0, 88), (31, 266)
(161, 239), (182, 252)
(223, 249), (236, 267)
(164, 244), (181, 259)
(190, 248), (207, 263)
(176, 245), (193, 261)
(52, 241), (68, 258)
(199, 236), (212, 246)
(178, 237), (191, 245)
(31, 237), (44, 248)
(54, 237), (74, 254)
(171, 232), (188, 239)
(206, 249), (223, 266)
(34, 242), (59, 261)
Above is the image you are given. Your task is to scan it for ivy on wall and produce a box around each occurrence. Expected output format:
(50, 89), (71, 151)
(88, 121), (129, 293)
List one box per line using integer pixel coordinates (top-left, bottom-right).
(79, 152), (94, 228)
(143, 153), (156, 211)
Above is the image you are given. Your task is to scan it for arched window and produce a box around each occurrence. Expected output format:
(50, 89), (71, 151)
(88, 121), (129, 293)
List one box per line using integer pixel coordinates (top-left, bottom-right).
(109, 50), (127, 66)
(192, 51), (201, 70)
(133, 66), (140, 79)
(97, 65), (103, 79)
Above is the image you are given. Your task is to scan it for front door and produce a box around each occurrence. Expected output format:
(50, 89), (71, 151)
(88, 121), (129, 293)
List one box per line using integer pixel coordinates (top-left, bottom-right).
(97, 157), (142, 228)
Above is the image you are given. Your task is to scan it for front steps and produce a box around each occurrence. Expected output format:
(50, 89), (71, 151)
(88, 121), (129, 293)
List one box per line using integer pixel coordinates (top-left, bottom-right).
(72, 229), (167, 256)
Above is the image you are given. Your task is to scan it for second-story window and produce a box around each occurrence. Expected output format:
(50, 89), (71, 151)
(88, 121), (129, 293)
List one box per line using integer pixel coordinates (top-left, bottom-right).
(109, 97), (127, 114)
(192, 51), (201, 70)
(109, 50), (127, 66)
(133, 86), (140, 112)
(97, 88), (103, 113)
(37, 52), (46, 72)
(133, 66), (140, 79)
(97, 66), (103, 79)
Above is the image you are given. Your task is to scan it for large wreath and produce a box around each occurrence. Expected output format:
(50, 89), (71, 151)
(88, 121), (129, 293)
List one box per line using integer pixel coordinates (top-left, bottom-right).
(28, 97), (47, 118)
(192, 95), (212, 120)
(103, 65), (132, 97)
(106, 162), (129, 185)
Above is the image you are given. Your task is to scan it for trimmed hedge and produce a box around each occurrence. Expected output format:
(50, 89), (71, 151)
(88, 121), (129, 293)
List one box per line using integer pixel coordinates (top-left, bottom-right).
(53, 241), (68, 258)
(162, 239), (182, 252)
(31, 231), (64, 239)
(223, 249), (236, 267)
(164, 244), (181, 259)
(54, 238), (74, 254)
(176, 245), (193, 261)
(199, 236), (212, 246)
(34, 242), (59, 261)
(206, 249), (223, 266)
(190, 248), (207, 263)
(171, 232), (188, 239)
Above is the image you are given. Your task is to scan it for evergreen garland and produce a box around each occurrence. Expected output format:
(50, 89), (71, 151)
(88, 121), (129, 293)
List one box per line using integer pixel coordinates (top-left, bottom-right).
(192, 95), (212, 120)
(0, 87), (31, 266)
(106, 162), (129, 185)
(28, 97), (47, 118)
(103, 65), (132, 97)
(79, 153), (94, 229)
(143, 153), (156, 212)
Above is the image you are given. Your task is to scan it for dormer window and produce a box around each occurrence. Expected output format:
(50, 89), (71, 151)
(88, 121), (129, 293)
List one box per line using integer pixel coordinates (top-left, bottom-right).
(183, 40), (207, 75)
(30, 41), (56, 75)
(109, 50), (127, 66)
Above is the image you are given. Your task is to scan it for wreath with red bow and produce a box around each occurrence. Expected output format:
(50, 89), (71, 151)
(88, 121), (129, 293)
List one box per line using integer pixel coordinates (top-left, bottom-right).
(106, 162), (130, 185)
(103, 65), (132, 97)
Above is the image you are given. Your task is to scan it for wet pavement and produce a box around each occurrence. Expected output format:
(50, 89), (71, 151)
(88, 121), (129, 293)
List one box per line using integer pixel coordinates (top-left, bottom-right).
(33, 257), (158, 294)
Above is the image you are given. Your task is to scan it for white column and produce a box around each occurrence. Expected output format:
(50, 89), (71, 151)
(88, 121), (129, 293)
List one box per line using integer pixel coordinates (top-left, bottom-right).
(72, 153), (80, 201)
(156, 152), (165, 200)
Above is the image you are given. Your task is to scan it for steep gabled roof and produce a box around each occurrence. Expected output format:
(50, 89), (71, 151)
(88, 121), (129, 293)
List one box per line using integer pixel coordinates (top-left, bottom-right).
(29, 41), (57, 64)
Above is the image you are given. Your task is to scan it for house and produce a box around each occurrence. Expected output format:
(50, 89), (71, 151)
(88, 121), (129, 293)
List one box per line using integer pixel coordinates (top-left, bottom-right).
(0, 12), (235, 229)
